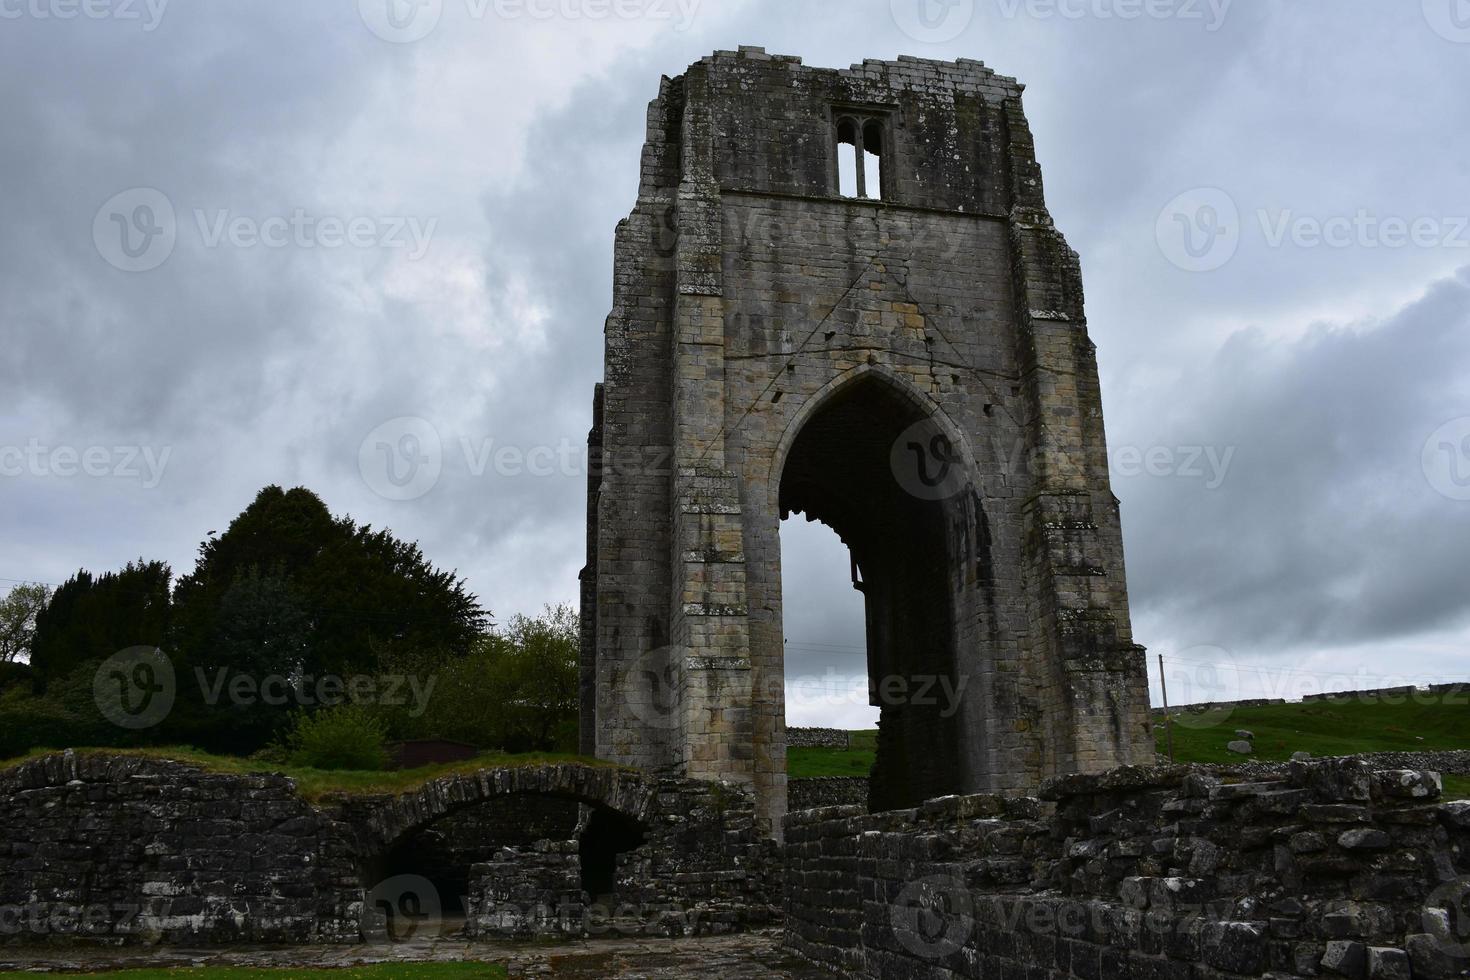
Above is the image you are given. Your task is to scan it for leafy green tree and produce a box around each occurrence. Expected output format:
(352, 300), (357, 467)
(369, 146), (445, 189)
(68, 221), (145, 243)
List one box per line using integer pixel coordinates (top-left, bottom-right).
(28, 562), (171, 690)
(389, 604), (578, 753)
(489, 604), (580, 752)
(0, 583), (50, 664)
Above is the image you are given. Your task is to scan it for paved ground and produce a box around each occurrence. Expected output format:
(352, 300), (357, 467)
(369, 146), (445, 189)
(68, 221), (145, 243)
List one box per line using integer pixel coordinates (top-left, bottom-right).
(0, 930), (833, 978)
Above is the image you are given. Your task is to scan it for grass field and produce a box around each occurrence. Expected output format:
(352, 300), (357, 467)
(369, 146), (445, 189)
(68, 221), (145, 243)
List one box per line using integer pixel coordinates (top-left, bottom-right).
(787, 729), (878, 777)
(786, 694), (1470, 799)
(0, 965), (507, 979)
(0, 746), (617, 802)
(1153, 693), (1470, 763)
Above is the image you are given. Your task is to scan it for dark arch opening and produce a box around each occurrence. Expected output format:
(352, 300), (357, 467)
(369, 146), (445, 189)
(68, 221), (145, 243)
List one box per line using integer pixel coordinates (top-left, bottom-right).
(779, 375), (964, 811)
(372, 794), (583, 931)
(578, 807), (647, 901)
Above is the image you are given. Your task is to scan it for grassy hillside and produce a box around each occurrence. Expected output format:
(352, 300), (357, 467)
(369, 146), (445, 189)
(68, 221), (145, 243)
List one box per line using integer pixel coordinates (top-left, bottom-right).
(788, 694), (1470, 799)
(1154, 693), (1470, 763)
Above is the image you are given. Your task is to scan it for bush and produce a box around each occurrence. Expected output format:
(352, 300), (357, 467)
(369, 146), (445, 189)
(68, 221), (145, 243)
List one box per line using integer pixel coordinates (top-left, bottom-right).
(376, 604), (579, 754)
(280, 704), (389, 771)
(0, 661), (126, 758)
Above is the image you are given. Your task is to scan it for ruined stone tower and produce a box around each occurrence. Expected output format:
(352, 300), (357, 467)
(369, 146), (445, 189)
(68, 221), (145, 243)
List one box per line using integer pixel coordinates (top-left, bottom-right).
(580, 49), (1154, 835)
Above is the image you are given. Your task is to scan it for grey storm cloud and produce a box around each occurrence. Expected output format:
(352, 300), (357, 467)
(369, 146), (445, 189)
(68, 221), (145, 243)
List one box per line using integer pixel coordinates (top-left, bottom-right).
(1117, 268), (1470, 655)
(2, 0), (1468, 723)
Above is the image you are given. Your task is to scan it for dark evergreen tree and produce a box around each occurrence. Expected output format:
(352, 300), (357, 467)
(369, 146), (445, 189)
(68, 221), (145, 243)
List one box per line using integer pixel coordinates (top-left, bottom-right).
(28, 561), (171, 691)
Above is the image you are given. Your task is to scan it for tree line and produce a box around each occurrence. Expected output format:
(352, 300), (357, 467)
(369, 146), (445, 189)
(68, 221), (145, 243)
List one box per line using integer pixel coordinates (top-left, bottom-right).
(0, 486), (578, 765)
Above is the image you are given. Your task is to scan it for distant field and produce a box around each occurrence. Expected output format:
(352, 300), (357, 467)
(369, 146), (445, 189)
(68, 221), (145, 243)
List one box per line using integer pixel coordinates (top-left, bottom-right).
(788, 729), (877, 777)
(787, 695), (1470, 800)
(0, 965), (507, 979)
(1153, 693), (1470, 763)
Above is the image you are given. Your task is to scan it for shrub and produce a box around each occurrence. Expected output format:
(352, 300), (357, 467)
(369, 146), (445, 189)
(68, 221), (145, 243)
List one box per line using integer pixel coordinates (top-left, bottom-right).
(280, 704), (389, 771)
(376, 604), (579, 754)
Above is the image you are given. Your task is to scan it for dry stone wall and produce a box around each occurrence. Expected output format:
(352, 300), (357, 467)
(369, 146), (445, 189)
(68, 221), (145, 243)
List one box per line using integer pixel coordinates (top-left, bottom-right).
(784, 758), (1470, 979)
(0, 752), (360, 945)
(789, 776), (870, 811)
(788, 728), (853, 750)
(0, 752), (779, 946)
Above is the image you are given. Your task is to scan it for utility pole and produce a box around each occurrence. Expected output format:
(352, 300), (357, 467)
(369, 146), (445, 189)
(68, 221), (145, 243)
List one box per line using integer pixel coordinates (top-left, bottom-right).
(1159, 653), (1175, 763)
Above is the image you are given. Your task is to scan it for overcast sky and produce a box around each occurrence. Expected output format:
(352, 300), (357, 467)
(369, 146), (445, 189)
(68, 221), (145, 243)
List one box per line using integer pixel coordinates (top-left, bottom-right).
(2, 0), (1468, 727)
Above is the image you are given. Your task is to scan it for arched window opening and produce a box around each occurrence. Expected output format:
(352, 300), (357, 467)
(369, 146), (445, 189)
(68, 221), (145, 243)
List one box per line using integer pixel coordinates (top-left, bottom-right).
(862, 119), (884, 200)
(836, 117), (860, 198)
(833, 112), (887, 200)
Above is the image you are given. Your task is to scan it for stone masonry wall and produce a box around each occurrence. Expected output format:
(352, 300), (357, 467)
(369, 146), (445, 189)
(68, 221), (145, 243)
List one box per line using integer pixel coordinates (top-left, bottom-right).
(788, 728), (852, 749)
(784, 758), (1470, 979)
(0, 753), (780, 946)
(0, 752), (360, 945)
(789, 776), (870, 812)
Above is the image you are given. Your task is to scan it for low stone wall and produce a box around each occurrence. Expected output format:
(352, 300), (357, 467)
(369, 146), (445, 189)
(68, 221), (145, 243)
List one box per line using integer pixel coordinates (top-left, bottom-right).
(0, 752), (780, 946)
(789, 777), (869, 812)
(1163, 684), (1470, 715)
(787, 728), (852, 749)
(466, 841), (584, 938)
(1161, 698), (1287, 713)
(1304, 686), (1424, 703)
(0, 752), (360, 945)
(784, 758), (1470, 979)
(1179, 751), (1470, 780)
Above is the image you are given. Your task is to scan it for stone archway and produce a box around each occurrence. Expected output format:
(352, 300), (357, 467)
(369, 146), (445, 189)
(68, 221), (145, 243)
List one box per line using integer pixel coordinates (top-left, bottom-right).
(349, 765), (659, 856)
(774, 371), (970, 811)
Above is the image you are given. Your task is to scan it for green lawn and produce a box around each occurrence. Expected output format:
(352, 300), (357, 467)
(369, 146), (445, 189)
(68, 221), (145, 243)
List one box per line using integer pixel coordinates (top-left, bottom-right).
(0, 965), (506, 979)
(0, 746), (619, 802)
(788, 729), (877, 777)
(1154, 693), (1470, 764)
